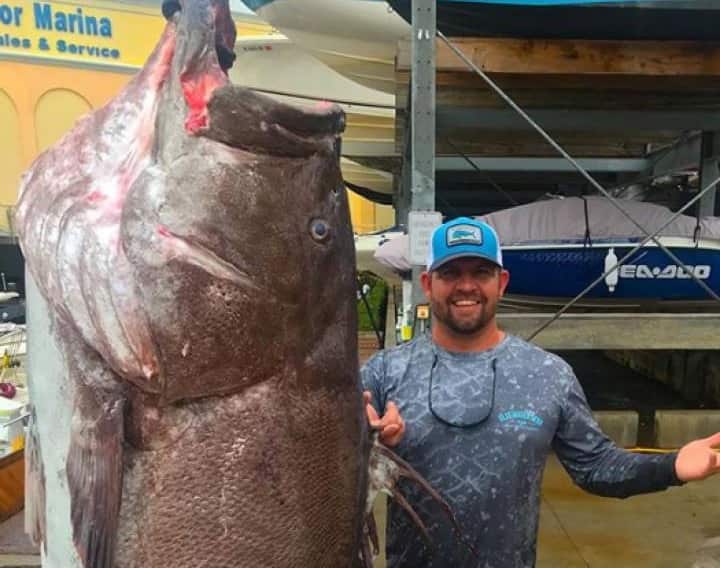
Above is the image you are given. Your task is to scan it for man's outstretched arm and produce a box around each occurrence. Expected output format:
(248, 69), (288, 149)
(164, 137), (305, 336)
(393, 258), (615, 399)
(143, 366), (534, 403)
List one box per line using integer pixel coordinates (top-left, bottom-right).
(552, 371), (694, 498)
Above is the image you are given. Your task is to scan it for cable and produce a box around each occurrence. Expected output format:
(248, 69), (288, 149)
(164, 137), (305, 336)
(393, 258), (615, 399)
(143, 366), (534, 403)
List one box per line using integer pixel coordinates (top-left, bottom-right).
(528, 172), (720, 340)
(436, 31), (720, 304)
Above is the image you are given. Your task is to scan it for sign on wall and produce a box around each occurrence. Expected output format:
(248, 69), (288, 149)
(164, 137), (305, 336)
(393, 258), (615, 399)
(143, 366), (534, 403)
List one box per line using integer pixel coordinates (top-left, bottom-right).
(0, 1), (165, 69)
(408, 211), (442, 266)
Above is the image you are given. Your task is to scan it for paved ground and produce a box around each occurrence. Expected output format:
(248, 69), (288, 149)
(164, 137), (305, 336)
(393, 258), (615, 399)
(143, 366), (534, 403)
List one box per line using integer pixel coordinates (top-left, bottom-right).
(0, 513), (38, 567)
(3, 456), (720, 567)
(4, 346), (718, 567)
(371, 453), (720, 567)
(537, 454), (720, 567)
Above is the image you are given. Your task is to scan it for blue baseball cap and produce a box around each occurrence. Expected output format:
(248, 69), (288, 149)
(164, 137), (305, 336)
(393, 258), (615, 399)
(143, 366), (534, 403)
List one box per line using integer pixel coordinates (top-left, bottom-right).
(426, 217), (503, 271)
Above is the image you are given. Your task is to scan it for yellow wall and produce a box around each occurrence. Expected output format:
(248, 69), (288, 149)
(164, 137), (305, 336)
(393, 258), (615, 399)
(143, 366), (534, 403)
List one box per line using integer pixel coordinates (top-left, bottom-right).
(35, 89), (92, 153)
(0, 60), (131, 221)
(0, 89), (23, 224)
(0, 0), (392, 234)
(348, 193), (395, 234)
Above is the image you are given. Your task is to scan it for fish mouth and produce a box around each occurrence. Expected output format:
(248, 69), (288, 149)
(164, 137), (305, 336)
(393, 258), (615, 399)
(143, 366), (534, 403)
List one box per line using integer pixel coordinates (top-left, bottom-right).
(209, 0), (238, 72)
(163, 0), (237, 72)
(164, 0), (345, 148)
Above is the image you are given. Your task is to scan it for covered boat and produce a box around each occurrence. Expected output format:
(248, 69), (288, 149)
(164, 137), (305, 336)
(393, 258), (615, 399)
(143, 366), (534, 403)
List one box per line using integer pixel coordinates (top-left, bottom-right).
(386, 1), (720, 41)
(239, 0), (409, 92)
(375, 198), (720, 308)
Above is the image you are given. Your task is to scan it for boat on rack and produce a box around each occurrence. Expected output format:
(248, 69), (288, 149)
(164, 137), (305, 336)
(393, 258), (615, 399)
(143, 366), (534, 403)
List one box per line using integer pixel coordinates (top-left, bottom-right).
(355, 228), (405, 283)
(239, 0), (409, 93)
(230, 32), (397, 199)
(386, 1), (720, 41)
(374, 197), (720, 310)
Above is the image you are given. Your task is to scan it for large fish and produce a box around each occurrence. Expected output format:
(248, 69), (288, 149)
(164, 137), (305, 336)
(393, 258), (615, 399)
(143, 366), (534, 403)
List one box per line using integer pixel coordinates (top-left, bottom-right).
(16, 1), (465, 566)
(16, 0), (368, 565)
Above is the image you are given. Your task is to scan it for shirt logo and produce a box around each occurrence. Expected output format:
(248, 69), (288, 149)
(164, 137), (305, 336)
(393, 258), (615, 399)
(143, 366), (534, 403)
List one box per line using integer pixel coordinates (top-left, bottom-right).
(498, 409), (544, 430)
(447, 224), (483, 247)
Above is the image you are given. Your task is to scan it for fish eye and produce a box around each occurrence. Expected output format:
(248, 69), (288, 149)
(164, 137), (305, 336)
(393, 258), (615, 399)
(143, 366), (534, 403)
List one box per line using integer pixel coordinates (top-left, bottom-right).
(310, 219), (331, 242)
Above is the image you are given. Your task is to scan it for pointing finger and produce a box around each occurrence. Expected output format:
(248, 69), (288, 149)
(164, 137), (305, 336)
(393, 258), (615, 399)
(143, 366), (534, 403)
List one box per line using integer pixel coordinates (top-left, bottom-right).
(366, 404), (381, 428)
(381, 401), (401, 427)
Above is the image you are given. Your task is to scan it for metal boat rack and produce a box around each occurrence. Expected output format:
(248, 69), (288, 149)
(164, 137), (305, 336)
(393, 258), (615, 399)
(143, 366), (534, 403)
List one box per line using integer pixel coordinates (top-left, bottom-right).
(396, 0), (720, 349)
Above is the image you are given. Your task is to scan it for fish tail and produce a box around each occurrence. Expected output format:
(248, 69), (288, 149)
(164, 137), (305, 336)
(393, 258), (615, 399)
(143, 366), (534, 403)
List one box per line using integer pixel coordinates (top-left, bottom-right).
(368, 438), (479, 560)
(24, 406), (46, 552)
(66, 360), (126, 568)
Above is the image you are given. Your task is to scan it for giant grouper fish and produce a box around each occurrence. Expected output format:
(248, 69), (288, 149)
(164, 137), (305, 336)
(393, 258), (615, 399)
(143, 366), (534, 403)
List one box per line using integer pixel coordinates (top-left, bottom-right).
(14, 0), (465, 566)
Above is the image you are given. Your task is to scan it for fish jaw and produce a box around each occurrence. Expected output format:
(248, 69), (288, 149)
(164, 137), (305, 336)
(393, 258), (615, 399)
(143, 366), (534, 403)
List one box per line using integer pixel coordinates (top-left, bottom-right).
(174, 0), (235, 133)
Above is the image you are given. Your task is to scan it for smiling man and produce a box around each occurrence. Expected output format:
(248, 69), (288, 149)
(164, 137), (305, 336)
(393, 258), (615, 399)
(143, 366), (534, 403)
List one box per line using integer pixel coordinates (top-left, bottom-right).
(363, 217), (720, 568)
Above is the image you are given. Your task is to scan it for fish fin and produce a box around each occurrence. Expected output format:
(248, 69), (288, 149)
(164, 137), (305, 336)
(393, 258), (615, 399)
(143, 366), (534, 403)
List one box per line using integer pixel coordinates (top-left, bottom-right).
(358, 512), (379, 568)
(67, 378), (125, 568)
(367, 437), (479, 560)
(359, 530), (374, 568)
(365, 512), (379, 557)
(24, 407), (46, 552)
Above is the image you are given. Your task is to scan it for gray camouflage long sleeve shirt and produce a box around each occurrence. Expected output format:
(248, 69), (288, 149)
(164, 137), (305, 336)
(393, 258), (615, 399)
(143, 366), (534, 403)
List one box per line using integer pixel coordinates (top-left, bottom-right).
(362, 334), (682, 568)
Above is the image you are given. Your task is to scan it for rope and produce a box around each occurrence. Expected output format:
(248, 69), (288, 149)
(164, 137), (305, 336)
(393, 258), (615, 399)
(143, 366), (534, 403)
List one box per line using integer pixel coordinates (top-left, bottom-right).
(436, 31), (720, 306)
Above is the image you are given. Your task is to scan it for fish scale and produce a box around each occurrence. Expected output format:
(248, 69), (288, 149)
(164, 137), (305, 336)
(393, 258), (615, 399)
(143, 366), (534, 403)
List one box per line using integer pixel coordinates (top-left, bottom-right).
(114, 385), (362, 566)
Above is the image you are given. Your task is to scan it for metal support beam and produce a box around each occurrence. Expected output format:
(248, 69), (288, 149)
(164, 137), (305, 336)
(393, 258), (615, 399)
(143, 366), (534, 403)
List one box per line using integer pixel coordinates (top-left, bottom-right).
(699, 131), (720, 217)
(396, 108), (412, 229)
(436, 156), (649, 173)
(500, 313), (720, 350)
(436, 108), (720, 132)
(409, 0), (437, 330)
(647, 134), (701, 179)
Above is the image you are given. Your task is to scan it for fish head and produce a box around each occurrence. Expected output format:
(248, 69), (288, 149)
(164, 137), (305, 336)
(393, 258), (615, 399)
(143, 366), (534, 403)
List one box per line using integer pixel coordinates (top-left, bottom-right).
(16, 0), (357, 403)
(120, 0), (355, 401)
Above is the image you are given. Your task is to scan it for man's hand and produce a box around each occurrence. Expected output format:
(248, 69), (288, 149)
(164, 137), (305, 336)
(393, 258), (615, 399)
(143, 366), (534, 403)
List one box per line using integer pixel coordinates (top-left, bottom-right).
(675, 432), (720, 482)
(364, 391), (405, 447)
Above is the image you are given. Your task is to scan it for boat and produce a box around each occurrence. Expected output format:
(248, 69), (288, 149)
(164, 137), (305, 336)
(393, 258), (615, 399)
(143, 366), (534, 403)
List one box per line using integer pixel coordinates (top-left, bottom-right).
(0, 449), (24, 523)
(355, 228), (405, 284)
(230, 22), (397, 201)
(386, 1), (720, 41)
(239, 0), (409, 93)
(0, 394), (25, 523)
(374, 197), (720, 310)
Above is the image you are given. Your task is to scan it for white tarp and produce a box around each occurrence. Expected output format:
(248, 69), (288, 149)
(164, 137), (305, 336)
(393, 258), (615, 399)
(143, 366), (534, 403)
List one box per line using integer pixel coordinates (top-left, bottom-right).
(482, 196), (720, 244)
(374, 197), (720, 273)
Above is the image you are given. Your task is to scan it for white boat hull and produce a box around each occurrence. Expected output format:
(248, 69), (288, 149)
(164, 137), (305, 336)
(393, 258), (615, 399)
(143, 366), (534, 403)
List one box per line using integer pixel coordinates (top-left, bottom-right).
(246, 0), (408, 93)
(231, 33), (396, 194)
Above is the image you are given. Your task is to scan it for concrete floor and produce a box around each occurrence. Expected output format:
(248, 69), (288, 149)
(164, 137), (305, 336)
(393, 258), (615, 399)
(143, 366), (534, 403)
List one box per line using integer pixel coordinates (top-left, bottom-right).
(3, 345), (718, 567)
(538, 455), (720, 567)
(3, 454), (720, 567)
(372, 453), (720, 567)
(0, 513), (38, 567)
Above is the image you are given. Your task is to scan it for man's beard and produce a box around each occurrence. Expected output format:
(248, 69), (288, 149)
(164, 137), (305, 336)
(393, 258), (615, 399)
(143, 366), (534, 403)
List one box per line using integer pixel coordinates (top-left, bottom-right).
(431, 296), (498, 335)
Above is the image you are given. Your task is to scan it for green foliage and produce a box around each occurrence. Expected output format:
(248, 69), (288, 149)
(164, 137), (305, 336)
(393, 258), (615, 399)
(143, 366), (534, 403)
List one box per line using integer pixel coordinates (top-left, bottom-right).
(357, 271), (389, 333)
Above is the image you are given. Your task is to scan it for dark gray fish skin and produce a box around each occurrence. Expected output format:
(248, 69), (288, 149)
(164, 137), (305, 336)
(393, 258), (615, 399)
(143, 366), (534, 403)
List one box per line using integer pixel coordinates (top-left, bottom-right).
(15, 1), (368, 566)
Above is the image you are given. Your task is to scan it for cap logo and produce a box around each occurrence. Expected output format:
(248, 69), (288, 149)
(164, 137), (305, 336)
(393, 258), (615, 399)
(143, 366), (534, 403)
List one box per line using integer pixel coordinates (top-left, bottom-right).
(447, 224), (483, 247)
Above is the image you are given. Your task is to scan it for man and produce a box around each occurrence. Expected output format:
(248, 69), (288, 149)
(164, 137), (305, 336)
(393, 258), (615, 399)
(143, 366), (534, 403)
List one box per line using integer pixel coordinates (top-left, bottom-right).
(363, 217), (720, 568)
